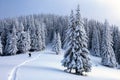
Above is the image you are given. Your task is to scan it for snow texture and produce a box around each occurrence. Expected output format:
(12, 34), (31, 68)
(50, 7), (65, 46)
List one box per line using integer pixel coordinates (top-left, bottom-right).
(0, 47), (119, 80)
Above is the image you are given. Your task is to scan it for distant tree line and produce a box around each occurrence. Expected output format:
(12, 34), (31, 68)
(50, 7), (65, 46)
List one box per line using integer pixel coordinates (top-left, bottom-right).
(0, 14), (68, 56)
(83, 19), (119, 65)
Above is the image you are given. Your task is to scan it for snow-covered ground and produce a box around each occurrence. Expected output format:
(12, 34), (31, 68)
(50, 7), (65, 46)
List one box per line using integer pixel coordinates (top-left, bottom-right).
(0, 47), (120, 80)
(0, 52), (40, 80)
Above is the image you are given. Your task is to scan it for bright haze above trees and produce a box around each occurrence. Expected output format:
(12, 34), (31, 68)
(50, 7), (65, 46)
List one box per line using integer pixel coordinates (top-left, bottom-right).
(0, 0), (120, 27)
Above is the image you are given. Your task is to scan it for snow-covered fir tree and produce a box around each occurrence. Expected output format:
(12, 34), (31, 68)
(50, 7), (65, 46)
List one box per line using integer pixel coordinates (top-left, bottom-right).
(62, 5), (91, 75)
(0, 36), (3, 55)
(1, 21), (8, 55)
(32, 20), (42, 51)
(83, 18), (90, 49)
(4, 25), (18, 55)
(17, 22), (24, 38)
(41, 22), (46, 50)
(112, 26), (120, 64)
(91, 25), (100, 57)
(63, 10), (74, 49)
(52, 31), (57, 51)
(101, 20), (117, 67)
(29, 17), (43, 51)
(17, 25), (31, 53)
(113, 27), (119, 54)
(52, 32), (61, 55)
(16, 22), (24, 50)
(26, 29), (31, 51)
(28, 16), (36, 51)
(96, 22), (103, 55)
(56, 32), (62, 54)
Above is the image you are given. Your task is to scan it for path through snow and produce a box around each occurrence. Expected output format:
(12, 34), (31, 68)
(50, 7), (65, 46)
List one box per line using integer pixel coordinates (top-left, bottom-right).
(8, 52), (42, 80)
(12, 50), (120, 80)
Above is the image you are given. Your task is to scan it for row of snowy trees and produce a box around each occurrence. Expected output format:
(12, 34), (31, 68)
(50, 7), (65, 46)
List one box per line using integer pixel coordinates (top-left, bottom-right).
(84, 19), (120, 66)
(0, 17), (46, 55)
(62, 6), (119, 74)
(0, 14), (68, 56)
(0, 7), (120, 66)
(83, 19), (118, 67)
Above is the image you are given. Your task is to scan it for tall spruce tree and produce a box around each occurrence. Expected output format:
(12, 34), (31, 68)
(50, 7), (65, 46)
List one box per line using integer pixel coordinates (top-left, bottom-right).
(113, 26), (120, 64)
(41, 22), (46, 50)
(62, 5), (91, 75)
(101, 20), (117, 67)
(17, 28), (31, 53)
(63, 10), (74, 49)
(52, 32), (61, 55)
(83, 18), (90, 49)
(4, 25), (18, 55)
(0, 36), (3, 55)
(91, 25), (100, 57)
(17, 22), (24, 39)
(26, 29), (31, 51)
(52, 31), (57, 52)
(33, 20), (43, 51)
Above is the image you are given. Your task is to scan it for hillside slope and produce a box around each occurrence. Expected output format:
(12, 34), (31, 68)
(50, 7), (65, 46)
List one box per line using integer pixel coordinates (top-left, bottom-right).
(0, 47), (120, 80)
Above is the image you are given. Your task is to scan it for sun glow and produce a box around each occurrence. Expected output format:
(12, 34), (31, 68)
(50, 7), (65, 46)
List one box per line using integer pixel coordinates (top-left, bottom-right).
(97, 0), (120, 17)
(93, 0), (120, 26)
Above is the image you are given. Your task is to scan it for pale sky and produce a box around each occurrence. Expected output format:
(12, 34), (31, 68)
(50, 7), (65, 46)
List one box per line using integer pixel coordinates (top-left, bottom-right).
(0, 0), (120, 26)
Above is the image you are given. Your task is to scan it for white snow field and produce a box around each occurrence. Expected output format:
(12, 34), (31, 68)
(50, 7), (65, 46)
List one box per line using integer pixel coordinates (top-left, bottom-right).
(0, 52), (40, 80)
(0, 48), (120, 80)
